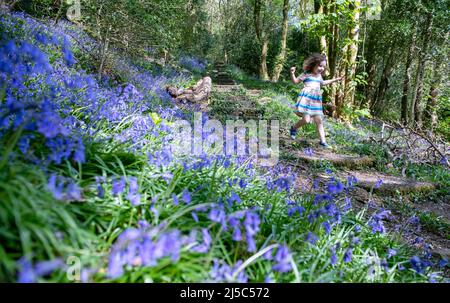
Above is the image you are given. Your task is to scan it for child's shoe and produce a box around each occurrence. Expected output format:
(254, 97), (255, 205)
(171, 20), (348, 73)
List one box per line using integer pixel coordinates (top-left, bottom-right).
(319, 141), (332, 149)
(289, 127), (297, 140)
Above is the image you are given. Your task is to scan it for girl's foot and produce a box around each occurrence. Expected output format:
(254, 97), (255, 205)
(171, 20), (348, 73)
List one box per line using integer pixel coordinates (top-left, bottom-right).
(319, 141), (332, 149)
(290, 126), (297, 139)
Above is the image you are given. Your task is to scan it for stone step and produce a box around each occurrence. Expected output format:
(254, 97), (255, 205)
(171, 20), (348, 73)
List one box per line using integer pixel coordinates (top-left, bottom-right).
(213, 85), (238, 92)
(335, 170), (436, 194)
(213, 80), (235, 85)
(288, 145), (375, 169)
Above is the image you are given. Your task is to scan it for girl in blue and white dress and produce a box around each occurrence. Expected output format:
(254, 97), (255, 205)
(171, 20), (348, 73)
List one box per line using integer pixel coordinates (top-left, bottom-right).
(289, 53), (343, 148)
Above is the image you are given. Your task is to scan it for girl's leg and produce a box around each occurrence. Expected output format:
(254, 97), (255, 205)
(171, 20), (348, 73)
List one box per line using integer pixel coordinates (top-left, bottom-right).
(313, 115), (326, 143)
(293, 114), (311, 130)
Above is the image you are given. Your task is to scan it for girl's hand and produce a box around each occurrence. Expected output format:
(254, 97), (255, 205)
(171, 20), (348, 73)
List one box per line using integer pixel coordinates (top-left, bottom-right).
(290, 66), (296, 74)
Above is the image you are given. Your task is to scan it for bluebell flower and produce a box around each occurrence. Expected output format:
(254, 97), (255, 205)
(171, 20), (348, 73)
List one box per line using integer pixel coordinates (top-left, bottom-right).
(192, 228), (212, 253)
(208, 206), (226, 227)
(351, 237), (360, 246)
(112, 177), (126, 196)
(172, 193), (179, 205)
(380, 259), (389, 272)
(34, 259), (64, 276)
(238, 179), (247, 189)
(346, 175), (358, 187)
(330, 248), (337, 265)
(191, 212), (199, 222)
(322, 221), (331, 235)
(272, 245), (292, 273)
(229, 191), (241, 204)
(66, 182), (82, 201)
(182, 189), (191, 204)
(368, 209), (391, 234)
(304, 148), (313, 156)
(375, 178), (383, 189)
(387, 248), (397, 259)
(47, 174), (64, 200)
(306, 232), (318, 245)
(410, 256), (425, 274)
(438, 258), (448, 268)
(264, 275), (274, 283)
(343, 197), (352, 212)
(343, 248), (353, 263)
(17, 258), (36, 283)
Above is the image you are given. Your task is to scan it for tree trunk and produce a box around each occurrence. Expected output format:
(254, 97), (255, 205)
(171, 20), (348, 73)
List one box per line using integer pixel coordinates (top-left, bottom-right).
(342, 0), (361, 108)
(423, 59), (442, 130)
(370, 47), (394, 116)
(363, 26), (377, 110)
(260, 37), (269, 80)
(334, 0), (361, 118)
(254, 0), (269, 80)
(328, 2), (338, 78)
(328, 1), (339, 117)
(412, 13), (433, 127)
(400, 30), (416, 125)
(271, 0), (290, 82)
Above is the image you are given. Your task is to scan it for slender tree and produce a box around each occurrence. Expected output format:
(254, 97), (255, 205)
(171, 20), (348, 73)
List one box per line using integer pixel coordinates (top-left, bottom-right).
(412, 12), (433, 126)
(271, 0), (290, 82)
(400, 27), (416, 125)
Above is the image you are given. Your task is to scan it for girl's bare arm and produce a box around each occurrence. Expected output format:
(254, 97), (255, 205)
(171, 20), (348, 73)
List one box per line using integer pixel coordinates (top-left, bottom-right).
(322, 77), (343, 86)
(290, 67), (300, 84)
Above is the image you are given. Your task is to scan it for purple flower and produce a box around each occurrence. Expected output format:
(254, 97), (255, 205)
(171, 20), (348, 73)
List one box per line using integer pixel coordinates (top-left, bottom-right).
(192, 228), (212, 253)
(47, 174), (64, 200)
(327, 181), (344, 194)
(438, 258), (448, 268)
(208, 206), (226, 227)
(343, 248), (353, 263)
(17, 257), (63, 283)
(17, 258), (36, 283)
(375, 178), (383, 189)
(172, 194), (179, 205)
(238, 179), (247, 189)
(347, 175), (358, 187)
(264, 275), (274, 283)
(34, 259), (64, 276)
(368, 209), (391, 234)
(330, 248), (337, 265)
(112, 177), (126, 196)
(322, 221), (331, 235)
(351, 237), (360, 246)
(304, 148), (313, 156)
(410, 256), (426, 274)
(244, 211), (260, 237)
(126, 177), (141, 206)
(272, 245), (292, 273)
(387, 248), (397, 259)
(343, 197), (352, 212)
(306, 232), (318, 245)
(229, 191), (241, 204)
(66, 182), (82, 201)
(380, 259), (389, 272)
(182, 189), (191, 204)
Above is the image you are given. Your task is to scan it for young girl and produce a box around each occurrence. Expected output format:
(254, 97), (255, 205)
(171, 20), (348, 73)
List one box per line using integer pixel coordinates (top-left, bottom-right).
(289, 53), (342, 148)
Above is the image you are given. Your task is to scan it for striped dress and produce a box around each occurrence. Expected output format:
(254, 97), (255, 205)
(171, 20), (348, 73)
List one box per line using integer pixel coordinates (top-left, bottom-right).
(294, 73), (324, 116)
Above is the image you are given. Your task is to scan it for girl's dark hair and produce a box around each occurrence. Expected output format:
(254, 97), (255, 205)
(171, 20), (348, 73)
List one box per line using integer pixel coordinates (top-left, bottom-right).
(303, 53), (327, 72)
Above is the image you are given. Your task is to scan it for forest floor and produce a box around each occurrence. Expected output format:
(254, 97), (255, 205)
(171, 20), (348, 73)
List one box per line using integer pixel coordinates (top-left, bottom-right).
(206, 62), (450, 265)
